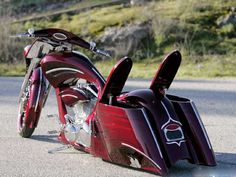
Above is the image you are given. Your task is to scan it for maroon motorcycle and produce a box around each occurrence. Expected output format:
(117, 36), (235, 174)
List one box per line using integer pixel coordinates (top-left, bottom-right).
(17, 28), (216, 175)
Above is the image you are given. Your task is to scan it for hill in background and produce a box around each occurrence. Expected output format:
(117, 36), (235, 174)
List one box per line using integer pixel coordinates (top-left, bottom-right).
(0, 0), (236, 78)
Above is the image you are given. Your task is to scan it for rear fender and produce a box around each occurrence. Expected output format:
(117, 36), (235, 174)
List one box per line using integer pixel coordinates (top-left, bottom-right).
(95, 102), (168, 175)
(124, 89), (192, 166)
(124, 90), (216, 166)
(167, 94), (216, 166)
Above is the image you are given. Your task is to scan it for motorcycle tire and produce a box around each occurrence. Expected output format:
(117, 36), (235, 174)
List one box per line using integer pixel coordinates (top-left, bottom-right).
(17, 77), (35, 138)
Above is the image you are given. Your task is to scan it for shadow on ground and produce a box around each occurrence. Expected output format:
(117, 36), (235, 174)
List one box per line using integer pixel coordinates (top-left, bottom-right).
(168, 152), (236, 177)
(31, 134), (59, 144)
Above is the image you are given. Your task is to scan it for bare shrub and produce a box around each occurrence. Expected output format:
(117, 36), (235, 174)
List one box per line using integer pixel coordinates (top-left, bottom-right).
(0, 16), (28, 64)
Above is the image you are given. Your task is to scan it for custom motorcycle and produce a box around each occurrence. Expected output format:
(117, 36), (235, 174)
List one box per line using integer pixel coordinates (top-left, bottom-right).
(16, 28), (216, 175)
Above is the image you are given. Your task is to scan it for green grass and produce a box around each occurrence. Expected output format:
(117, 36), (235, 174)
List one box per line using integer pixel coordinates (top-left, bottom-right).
(2, 0), (236, 78)
(0, 63), (25, 76)
(23, 4), (145, 37)
(1, 54), (235, 78)
(18, 0), (236, 55)
(95, 54), (236, 79)
(13, 0), (125, 23)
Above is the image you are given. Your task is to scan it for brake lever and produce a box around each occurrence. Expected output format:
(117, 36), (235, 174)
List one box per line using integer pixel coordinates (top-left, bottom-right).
(11, 28), (36, 38)
(89, 42), (111, 58)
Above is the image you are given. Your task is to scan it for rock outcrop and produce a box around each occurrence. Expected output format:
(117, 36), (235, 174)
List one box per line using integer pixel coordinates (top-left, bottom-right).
(98, 23), (153, 59)
(130, 0), (150, 6)
(217, 7), (236, 27)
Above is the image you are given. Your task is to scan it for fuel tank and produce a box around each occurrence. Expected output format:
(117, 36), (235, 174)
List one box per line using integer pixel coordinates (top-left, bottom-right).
(41, 51), (105, 92)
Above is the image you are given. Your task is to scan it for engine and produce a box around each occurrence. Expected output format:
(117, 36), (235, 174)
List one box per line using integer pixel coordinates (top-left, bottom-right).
(60, 82), (97, 147)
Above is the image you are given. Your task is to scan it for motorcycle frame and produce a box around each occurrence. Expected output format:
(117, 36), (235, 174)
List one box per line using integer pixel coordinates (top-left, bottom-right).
(17, 28), (216, 176)
(22, 51), (216, 175)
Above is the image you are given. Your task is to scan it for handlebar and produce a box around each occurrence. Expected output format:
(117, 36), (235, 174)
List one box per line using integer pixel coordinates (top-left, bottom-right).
(94, 48), (111, 58)
(13, 28), (111, 58)
(89, 42), (111, 58)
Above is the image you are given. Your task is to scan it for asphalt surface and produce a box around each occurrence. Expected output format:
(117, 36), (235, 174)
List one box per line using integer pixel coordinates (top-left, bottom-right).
(0, 77), (236, 177)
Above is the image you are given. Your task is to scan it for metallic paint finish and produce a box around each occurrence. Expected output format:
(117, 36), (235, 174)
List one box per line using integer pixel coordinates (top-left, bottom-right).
(166, 140), (186, 146)
(190, 101), (212, 150)
(33, 28), (92, 49)
(61, 94), (78, 99)
(17, 36), (216, 176)
(24, 68), (46, 128)
(24, 45), (32, 57)
(60, 88), (88, 106)
(150, 50), (181, 95)
(160, 101), (183, 129)
(41, 52), (105, 96)
(92, 68), (106, 83)
(141, 109), (163, 159)
(99, 57), (132, 103)
(167, 94), (216, 166)
(95, 103), (168, 175)
(121, 143), (162, 170)
(46, 67), (84, 75)
(124, 89), (191, 166)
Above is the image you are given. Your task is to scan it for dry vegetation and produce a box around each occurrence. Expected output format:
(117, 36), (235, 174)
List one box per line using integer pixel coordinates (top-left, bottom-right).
(0, 0), (236, 78)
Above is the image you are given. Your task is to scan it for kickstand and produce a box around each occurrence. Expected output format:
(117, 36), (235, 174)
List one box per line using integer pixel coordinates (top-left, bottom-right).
(48, 144), (72, 154)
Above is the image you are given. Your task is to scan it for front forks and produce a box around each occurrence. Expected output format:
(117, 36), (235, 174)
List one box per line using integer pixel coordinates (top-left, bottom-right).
(42, 84), (51, 107)
(55, 88), (70, 144)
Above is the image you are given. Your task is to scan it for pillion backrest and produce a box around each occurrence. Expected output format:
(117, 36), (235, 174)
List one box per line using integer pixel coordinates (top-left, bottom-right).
(99, 57), (132, 104)
(150, 50), (181, 94)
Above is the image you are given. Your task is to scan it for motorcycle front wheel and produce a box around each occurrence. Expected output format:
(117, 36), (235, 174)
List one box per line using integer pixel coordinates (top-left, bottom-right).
(17, 77), (35, 138)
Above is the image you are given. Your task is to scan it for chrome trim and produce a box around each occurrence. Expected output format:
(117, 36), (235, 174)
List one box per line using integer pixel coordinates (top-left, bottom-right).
(161, 101), (186, 146)
(190, 101), (212, 150)
(121, 143), (162, 170)
(85, 85), (98, 98)
(19, 58), (41, 102)
(35, 68), (42, 111)
(141, 109), (163, 159)
(42, 84), (51, 108)
(164, 126), (185, 142)
(73, 88), (86, 95)
(92, 68), (105, 83)
(46, 68), (84, 75)
(61, 94), (78, 99)
(160, 101), (182, 130)
(89, 42), (96, 50)
(53, 33), (67, 40)
(166, 140), (186, 146)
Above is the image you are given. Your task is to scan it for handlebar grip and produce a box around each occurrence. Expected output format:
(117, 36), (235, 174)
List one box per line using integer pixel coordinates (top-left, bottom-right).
(95, 49), (111, 58)
(89, 42), (111, 58)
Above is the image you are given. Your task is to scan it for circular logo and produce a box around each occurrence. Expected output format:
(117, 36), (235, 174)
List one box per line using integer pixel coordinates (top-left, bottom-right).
(53, 33), (67, 40)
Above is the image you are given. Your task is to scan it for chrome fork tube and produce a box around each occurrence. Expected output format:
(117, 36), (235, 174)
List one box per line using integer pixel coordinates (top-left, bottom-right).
(18, 58), (41, 103)
(42, 84), (51, 107)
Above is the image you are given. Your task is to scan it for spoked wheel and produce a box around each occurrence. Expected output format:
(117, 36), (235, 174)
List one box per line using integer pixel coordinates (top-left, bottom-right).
(17, 79), (35, 138)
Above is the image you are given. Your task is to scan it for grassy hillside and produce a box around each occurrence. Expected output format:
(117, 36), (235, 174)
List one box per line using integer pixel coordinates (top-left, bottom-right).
(1, 0), (236, 78)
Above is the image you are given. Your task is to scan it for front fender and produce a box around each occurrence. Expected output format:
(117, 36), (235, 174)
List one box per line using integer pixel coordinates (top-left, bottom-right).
(24, 68), (46, 128)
